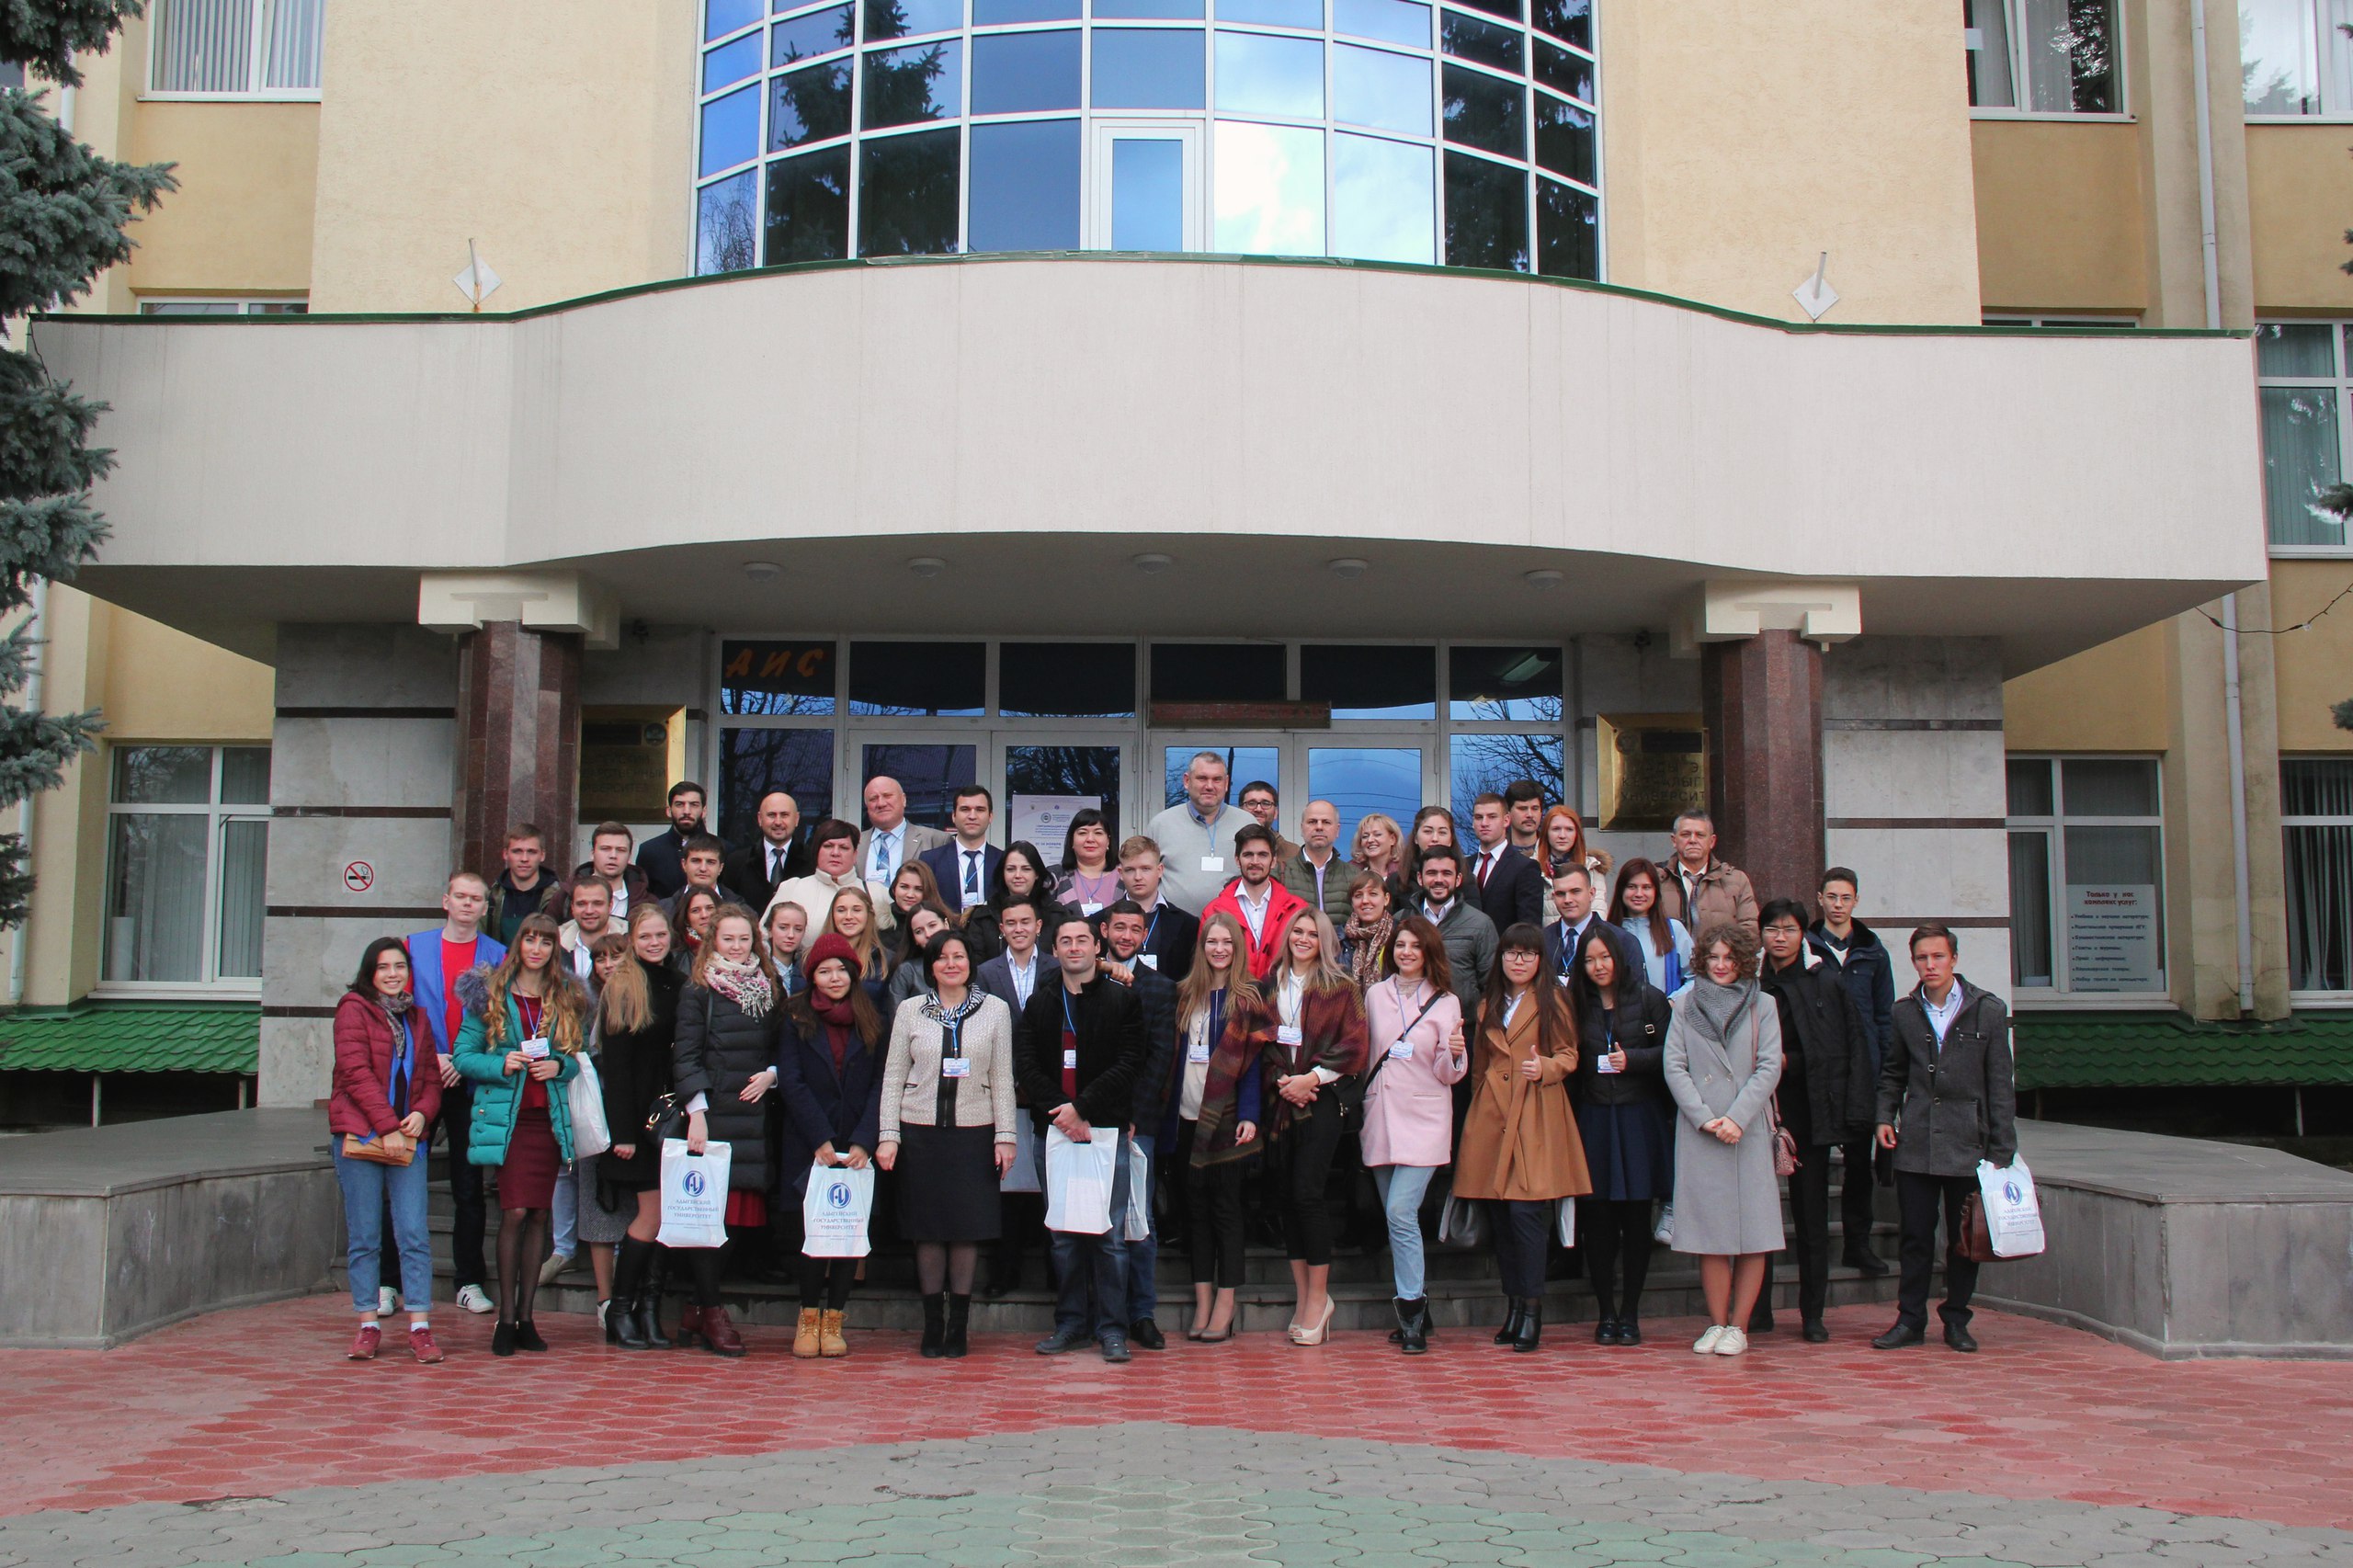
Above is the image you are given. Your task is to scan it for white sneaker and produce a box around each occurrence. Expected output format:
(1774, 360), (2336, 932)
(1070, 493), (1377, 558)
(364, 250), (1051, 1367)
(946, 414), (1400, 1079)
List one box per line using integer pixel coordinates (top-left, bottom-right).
(455, 1284), (494, 1314)
(1692, 1324), (1726, 1354)
(1713, 1326), (1749, 1357)
(378, 1287), (399, 1315)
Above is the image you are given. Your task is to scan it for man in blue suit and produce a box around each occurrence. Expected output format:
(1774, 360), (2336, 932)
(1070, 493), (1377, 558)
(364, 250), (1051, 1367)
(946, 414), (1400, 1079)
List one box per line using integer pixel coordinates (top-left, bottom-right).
(407, 870), (506, 1315)
(919, 784), (1005, 917)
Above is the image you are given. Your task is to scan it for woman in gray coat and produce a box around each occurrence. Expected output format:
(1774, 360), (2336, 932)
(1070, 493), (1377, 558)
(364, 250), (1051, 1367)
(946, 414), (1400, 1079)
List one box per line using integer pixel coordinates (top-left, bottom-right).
(1663, 923), (1784, 1358)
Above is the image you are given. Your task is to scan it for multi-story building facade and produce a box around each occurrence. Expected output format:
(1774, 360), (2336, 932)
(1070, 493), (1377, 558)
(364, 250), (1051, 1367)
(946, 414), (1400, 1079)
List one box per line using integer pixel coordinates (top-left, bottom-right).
(11, 0), (2342, 1115)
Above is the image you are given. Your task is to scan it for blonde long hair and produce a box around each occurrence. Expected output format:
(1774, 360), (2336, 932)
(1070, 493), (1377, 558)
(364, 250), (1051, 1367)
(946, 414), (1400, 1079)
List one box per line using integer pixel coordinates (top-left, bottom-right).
(1278, 908), (1354, 995)
(485, 913), (589, 1053)
(1176, 910), (1265, 1029)
(827, 886), (886, 976)
(598, 904), (671, 1036)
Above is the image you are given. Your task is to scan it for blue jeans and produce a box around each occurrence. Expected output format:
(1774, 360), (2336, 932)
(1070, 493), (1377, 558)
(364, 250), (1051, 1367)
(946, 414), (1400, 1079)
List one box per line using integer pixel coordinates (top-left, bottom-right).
(1049, 1129), (1133, 1343)
(334, 1141), (433, 1312)
(551, 1162), (578, 1256)
(1124, 1133), (1160, 1323)
(1372, 1165), (1437, 1299)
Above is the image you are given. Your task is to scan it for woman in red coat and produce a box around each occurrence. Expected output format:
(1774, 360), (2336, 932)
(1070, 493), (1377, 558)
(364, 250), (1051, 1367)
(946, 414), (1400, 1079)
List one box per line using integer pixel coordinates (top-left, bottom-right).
(329, 937), (445, 1364)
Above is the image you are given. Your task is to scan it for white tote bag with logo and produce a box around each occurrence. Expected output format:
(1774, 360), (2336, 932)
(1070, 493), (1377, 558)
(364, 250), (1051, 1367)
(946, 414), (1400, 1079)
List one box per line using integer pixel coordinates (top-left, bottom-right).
(1043, 1125), (1118, 1235)
(656, 1137), (731, 1249)
(801, 1160), (877, 1258)
(564, 1052), (611, 1159)
(1977, 1157), (2047, 1259)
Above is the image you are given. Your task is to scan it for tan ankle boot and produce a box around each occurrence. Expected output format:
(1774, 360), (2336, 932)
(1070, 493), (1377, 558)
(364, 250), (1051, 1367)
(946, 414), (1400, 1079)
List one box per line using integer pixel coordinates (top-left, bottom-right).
(819, 1307), (848, 1358)
(792, 1307), (823, 1359)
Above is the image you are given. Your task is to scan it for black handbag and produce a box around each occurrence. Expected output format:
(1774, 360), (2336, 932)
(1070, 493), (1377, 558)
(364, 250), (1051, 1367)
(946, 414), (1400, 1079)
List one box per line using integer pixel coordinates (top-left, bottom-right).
(645, 1091), (689, 1148)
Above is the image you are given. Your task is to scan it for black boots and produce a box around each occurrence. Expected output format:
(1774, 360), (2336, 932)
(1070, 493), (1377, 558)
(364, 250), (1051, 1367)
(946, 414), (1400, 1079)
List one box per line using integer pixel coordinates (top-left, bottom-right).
(1511, 1298), (1543, 1353)
(1493, 1300), (1527, 1346)
(1395, 1298), (1430, 1355)
(612, 1238), (669, 1350)
(921, 1291), (949, 1358)
(944, 1294), (972, 1358)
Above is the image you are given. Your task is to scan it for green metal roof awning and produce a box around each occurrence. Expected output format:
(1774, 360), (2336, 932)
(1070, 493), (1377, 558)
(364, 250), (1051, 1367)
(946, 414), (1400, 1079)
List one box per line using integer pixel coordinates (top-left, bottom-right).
(0, 1000), (259, 1074)
(2015, 1010), (2353, 1090)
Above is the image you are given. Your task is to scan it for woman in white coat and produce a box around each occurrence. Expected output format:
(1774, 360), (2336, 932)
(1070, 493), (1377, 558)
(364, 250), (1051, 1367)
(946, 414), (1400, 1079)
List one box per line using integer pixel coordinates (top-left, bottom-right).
(1663, 922), (1784, 1358)
(1356, 914), (1467, 1355)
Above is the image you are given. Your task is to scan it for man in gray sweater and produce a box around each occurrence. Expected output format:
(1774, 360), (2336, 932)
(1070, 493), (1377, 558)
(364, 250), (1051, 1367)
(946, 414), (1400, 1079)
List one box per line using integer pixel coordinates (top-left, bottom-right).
(1142, 750), (1249, 915)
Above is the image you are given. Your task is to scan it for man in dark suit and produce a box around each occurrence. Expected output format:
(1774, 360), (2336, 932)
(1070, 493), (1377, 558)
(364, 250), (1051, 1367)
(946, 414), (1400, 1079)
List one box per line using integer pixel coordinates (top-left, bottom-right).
(919, 784), (1004, 917)
(973, 893), (1050, 1299)
(1548, 865), (1644, 995)
(1117, 835), (1199, 983)
(722, 790), (810, 915)
(1100, 899), (1181, 1349)
(663, 833), (754, 928)
(1463, 792), (1543, 929)
(569, 821), (652, 924)
(637, 780), (714, 900)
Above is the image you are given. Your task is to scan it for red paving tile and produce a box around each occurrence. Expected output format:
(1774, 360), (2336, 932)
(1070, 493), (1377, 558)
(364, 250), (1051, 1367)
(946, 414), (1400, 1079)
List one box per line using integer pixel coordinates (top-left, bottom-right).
(5, 1296), (2351, 1528)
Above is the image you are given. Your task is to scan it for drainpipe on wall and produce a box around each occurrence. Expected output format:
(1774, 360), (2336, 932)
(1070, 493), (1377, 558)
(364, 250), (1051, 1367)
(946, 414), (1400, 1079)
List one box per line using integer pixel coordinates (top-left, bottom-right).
(2191, 0), (2257, 1017)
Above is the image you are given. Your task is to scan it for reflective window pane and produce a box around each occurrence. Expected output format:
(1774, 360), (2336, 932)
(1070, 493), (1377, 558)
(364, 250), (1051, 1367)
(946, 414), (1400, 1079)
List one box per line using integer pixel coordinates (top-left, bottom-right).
(771, 59), (853, 148)
(1335, 41), (1431, 134)
(1010, 746), (1124, 842)
(1333, 131), (1434, 263)
(1096, 0), (1205, 16)
(216, 819), (266, 979)
(1439, 8), (1521, 71)
(719, 727), (835, 848)
(860, 126), (962, 253)
(864, 38), (962, 125)
(2008, 832), (2053, 987)
(2017, 0), (2116, 112)
(2006, 757), (2054, 817)
(1449, 645), (1562, 720)
(1441, 63), (1523, 157)
(221, 747), (272, 805)
(2062, 824), (2165, 990)
(1215, 29), (1324, 116)
(866, 0), (962, 39)
(773, 2), (853, 60)
(699, 83), (761, 175)
(710, 0), (764, 40)
(1453, 0), (1518, 20)
(722, 639), (839, 715)
(1093, 28), (1207, 107)
(1002, 642), (1139, 716)
(972, 28), (1082, 110)
(697, 169), (760, 273)
(1964, 0), (2014, 107)
(1111, 136), (1188, 247)
(1213, 121), (1324, 254)
(114, 746), (214, 804)
(1219, 0), (1322, 25)
(1165, 744), (1279, 807)
(1335, 0), (1430, 48)
(1309, 747), (1424, 846)
(2261, 385), (2346, 549)
(2061, 758), (2160, 818)
(863, 744), (981, 830)
(1532, 39), (1591, 101)
(970, 118), (1084, 249)
(977, 0), (1080, 18)
(1152, 642), (1285, 702)
(105, 814), (208, 982)
(765, 144), (853, 262)
(1443, 150), (1527, 270)
(704, 30), (763, 91)
(851, 641), (986, 715)
(1449, 733), (1563, 825)
(1302, 644), (1436, 720)
(2257, 322), (2336, 377)
(1529, 0), (1587, 51)
(1535, 174), (1597, 279)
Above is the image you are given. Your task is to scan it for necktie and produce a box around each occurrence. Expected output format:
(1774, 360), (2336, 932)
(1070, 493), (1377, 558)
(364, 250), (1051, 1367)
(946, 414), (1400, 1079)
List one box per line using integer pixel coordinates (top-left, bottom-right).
(964, 850), (981, 899)
(769, 846), (784, 881)
(873, 830), (892, 881)
(1478, 851), (1493, 886)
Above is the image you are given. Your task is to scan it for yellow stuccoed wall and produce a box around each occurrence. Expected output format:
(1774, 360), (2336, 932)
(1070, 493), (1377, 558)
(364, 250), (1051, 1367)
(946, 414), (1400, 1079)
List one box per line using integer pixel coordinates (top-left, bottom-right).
(126, 103), (318, 297)
(1972, 120), (2147, 315)
(2245, 126), (2353, 313)
(306, 0), (696, 312)
(1599, 3), (1983, 325)
(2003, 624), (2175, 753)
(2271, 561), (2353, 755)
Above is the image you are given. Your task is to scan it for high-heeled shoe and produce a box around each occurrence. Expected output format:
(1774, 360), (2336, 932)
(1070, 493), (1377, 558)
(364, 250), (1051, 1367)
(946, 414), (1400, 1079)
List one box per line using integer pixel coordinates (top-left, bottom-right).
(1289, 1298), (1336, 1346)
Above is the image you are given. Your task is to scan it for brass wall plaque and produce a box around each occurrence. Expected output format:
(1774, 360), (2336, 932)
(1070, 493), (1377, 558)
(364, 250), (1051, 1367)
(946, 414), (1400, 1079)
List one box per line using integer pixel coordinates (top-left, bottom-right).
(581, 705), (686, 821)
(1597, 712), (1707, 832)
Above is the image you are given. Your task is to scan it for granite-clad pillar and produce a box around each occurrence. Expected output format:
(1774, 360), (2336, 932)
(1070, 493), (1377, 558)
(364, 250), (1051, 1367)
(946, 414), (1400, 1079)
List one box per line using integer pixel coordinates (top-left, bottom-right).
(452, 621), (582, 878)
(1701, 628), (1824, 911)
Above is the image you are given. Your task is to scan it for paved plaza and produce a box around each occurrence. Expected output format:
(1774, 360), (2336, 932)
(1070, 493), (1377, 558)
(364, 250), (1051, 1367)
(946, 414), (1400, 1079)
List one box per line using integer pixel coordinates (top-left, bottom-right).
(5, 1298), (2351, 1566)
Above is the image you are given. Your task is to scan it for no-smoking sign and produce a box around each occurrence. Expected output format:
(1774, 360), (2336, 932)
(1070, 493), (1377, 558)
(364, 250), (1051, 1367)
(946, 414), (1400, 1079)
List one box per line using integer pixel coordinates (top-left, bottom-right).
(343, 861), (374, 893)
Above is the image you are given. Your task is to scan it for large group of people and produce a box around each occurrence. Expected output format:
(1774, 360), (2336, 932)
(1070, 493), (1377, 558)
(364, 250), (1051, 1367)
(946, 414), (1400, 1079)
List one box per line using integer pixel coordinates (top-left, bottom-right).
(328, 750), (2018, 1366)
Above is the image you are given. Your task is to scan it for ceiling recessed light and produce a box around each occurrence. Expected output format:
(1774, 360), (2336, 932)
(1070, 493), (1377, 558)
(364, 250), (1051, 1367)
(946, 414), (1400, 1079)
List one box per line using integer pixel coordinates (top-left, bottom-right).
(908, 556), (948, 578)
(1524, 569), (1563, 589)
(1327, 557), (1370, 580)
(1132, 552), (1174, 574)
(742, 561), (781, 582)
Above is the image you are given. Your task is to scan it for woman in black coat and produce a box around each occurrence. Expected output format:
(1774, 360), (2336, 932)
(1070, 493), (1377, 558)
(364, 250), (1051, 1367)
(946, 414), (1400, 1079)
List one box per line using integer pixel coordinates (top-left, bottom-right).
(1572, 923), (1676, 1346)
(775, 930), (887, 1358)
(673, 903), (785, 1358)
(598, 905), (686, 1349)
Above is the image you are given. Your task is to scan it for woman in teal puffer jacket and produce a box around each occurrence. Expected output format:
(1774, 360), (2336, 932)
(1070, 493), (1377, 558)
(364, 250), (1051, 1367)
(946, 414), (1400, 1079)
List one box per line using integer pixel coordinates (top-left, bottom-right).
(453, 913), (588, 1356)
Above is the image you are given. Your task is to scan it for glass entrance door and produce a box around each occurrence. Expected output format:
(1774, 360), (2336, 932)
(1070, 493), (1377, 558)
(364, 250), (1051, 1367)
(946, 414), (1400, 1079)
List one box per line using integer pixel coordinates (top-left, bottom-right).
(1002, 735), (1131, 860)
(1091, 122), (1202, 251)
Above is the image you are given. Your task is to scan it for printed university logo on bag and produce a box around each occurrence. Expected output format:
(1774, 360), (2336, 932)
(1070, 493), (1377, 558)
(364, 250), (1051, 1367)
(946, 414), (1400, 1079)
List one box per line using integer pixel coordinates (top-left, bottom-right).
(2004, 1179), (2024, 1204)
(683, 1169), (707, 1199)
(825, 1179), (855, 1210)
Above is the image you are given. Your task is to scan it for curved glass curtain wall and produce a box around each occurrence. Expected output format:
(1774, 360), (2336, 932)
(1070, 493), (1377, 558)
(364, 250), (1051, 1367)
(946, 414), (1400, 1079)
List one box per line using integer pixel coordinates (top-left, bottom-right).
(691, 0), (1597, 277)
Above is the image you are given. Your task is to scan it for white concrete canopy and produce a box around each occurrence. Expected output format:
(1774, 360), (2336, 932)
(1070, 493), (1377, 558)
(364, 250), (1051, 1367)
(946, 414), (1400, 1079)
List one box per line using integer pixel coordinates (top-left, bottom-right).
(34, 255), (2268, 671)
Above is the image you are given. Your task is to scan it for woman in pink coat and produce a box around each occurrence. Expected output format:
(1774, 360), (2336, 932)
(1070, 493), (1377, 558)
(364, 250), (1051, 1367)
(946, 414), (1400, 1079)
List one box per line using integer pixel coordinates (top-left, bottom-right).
(1357, 913), (1468, 1354)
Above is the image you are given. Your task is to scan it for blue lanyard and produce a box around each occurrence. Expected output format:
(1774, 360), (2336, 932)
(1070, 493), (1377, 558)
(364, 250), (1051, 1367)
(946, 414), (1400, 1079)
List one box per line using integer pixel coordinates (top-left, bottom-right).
(1144, 906), (1161, 949)
(1061, 987), (1078, 1038)
(388, 1016), (414, 1116)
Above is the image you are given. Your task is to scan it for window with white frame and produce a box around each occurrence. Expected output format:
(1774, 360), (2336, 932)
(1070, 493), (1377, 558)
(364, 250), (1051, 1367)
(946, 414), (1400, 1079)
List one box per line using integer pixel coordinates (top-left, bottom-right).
(2256, 322), (2351, 552)
(2284, 756), (2353, 996)
(1964, 0), (2120, 113)
(1982, 313), (2138, 328)
(2243, 0), (2353, 116)
(138, 297), (309, 315)
(103, 746), (269, 990)
(148, 0), (324, 97)
(2006, 756), (2166, 995)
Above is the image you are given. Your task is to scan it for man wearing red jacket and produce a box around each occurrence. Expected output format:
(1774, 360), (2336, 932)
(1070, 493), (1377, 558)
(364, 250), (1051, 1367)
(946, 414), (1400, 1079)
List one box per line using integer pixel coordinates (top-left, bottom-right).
(1202, 824), (1310, 982)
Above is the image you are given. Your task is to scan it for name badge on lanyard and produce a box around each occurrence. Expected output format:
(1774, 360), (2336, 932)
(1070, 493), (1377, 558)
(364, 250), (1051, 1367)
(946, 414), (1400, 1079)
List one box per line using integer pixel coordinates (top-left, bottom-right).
(943, 1056), (972, 1079)
(1188, 1033), (1212, 1064)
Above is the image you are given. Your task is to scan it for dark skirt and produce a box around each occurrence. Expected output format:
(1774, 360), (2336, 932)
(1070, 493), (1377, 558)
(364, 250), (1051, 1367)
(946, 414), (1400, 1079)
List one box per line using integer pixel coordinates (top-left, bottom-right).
(499, 1106), (561, 1210)
(893, 1123), (1002, 1243)
(1576, 1097), (1674, 1204)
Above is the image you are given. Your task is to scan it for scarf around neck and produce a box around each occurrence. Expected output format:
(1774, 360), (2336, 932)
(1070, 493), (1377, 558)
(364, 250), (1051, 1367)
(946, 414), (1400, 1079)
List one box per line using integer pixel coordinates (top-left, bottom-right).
(704, 955), (773, 1018)
(1688, 975), (1754, 1038)
(1343, 914), (1393, 989)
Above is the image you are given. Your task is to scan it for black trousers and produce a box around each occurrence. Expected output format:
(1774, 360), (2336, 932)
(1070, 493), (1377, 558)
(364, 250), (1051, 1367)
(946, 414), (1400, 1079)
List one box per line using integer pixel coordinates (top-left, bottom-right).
(1488, 1199), (1552, 1300)
(439, 1083), (488, 1290)
(797, 1254), (856, 1311)
(1785, 1142), (1836, 1322)
(1895, 1170), (1981, 1330)
(1581, 1199), (1655, 1320)
(1271, 1098), (1346, 1266)
(1842, 1134), (1881, 1252)
(1184, 1150), (1250, 1288)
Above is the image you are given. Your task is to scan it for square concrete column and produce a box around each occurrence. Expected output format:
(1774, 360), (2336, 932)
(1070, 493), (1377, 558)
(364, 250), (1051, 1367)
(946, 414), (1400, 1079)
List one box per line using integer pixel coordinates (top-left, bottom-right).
(453, 620), (583, 878)
(1701, 629), (1825, 910)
